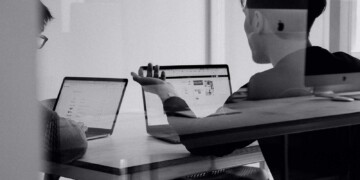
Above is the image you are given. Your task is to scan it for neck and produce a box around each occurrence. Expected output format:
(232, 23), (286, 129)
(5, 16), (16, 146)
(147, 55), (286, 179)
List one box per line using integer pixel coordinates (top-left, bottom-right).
(266, 38), (309, 66)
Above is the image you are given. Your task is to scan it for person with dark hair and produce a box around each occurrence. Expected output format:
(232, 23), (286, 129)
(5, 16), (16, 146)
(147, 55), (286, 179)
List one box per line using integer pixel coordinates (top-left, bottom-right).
(240, 0), (327, 33)
(239, 0), (360, 179)
(39, 1), (53, 32)
(38, 1), (88, 180)
(132, 0), (360, 179)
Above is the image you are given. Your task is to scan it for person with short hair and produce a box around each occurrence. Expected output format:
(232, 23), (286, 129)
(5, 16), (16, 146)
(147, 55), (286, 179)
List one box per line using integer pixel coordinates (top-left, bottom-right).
(132, 0), (360, 179)
(38, 2), (88, 179)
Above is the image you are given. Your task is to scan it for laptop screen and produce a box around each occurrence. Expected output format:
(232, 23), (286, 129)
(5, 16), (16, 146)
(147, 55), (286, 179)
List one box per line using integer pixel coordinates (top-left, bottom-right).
(54, 78), (126, 129)
(143, 65), (232, 126)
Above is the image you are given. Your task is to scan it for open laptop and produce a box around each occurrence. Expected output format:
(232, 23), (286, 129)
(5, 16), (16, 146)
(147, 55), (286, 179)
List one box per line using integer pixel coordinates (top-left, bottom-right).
(141, 65), (233, 143)
(53, 77), (128, 140)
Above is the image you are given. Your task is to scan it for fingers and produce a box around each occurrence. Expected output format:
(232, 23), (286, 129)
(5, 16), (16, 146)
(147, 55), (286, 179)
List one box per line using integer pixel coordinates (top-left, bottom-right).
(132, 63), (164, 83)
(67, 119), (87, 132)
(77, 122), (88, 132)
(154, 65), (159, 78)
(131, 72), (140, 82)
(132, 67), (145, 82)
(146, 63), (162, 79)
(138, 67), (144, 77)
(147, 63), (153, 77)
(131, 72), (154, 85)
(82, 125), (88, 132)
(160, 71), (166, 80)
(78, 122), (85, 126)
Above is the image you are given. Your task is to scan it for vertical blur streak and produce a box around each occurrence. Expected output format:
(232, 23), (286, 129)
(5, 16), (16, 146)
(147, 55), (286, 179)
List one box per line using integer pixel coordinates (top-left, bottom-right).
(354, 0), (360, 52)
(0, 0), (39, 179)
(210, 0), (226, 64)
(329, 0), (341, 52)
(119, 159), (128, 180)
(205, 0), (212, 64)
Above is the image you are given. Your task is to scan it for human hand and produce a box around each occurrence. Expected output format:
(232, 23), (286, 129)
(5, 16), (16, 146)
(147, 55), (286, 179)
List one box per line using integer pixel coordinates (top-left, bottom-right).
(58, 117), (88, 142)
(131, 63), (178, 102)
(69, 119), (88, 133)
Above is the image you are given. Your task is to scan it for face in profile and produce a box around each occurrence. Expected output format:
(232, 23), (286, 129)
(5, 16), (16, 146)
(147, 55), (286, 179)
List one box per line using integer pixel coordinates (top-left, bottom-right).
(243, 9), (271, 64)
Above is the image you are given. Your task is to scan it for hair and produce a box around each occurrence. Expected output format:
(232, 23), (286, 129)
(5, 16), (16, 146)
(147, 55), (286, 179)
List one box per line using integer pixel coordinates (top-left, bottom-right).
(306, 0), (327, 32)
(241, 0), (327, 33)
(39, 1), (53, 32)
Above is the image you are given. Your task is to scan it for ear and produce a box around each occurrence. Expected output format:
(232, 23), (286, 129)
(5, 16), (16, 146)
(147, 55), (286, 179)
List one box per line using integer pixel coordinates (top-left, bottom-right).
(252, 11), (264, 34)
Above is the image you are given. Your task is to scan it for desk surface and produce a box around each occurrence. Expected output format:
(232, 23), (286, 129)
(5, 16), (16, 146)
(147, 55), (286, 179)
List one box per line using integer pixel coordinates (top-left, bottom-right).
(43, 113), (264, 180)
(170, 95), (360, 147)
(43, 95), (360, 179)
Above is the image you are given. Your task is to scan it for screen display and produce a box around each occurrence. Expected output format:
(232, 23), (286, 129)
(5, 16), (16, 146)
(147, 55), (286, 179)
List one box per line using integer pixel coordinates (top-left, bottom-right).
(144, 67), (231, 126)
(55, 80), (125, 129)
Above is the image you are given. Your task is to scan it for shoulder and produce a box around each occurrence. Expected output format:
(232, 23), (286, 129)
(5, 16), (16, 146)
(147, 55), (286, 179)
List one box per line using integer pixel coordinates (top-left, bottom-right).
(248, 61), (309, 100)
(247, 70), (282, 100)
(333, 51), (360, 62)
(39, 103), (59, 122)
(249, 68), (283, 87)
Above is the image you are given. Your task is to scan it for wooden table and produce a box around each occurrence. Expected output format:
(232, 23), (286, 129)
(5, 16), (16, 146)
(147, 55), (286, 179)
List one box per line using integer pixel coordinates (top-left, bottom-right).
(173, 95), (360, 147)
(42, 95), (360, 180)
(42, 113), (264, 180)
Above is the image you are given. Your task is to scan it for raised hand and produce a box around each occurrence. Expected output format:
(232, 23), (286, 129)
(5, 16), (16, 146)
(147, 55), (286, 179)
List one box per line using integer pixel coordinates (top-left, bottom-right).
(131, 63), (178, 102)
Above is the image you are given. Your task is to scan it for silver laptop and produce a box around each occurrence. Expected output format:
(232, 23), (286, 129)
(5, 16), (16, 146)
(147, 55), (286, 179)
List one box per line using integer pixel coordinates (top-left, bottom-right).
(53, 77), (128, 140)
(141, 65), (233, 143)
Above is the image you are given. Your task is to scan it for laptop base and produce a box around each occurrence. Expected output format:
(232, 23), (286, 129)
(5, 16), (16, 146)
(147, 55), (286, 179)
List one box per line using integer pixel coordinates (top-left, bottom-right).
(151, 134), (181, 144)
(86, 128), (112, 140)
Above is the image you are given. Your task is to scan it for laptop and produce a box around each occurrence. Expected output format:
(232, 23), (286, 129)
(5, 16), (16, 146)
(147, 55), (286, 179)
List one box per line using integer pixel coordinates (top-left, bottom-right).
(141, 65), (233, 143)
(53, 77), (128, 140)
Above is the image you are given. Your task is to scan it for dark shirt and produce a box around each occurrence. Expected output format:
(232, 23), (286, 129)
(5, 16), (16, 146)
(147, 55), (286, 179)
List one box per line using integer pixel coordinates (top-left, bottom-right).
(41, 103), (88, 163)
(162, 46), (360, 157)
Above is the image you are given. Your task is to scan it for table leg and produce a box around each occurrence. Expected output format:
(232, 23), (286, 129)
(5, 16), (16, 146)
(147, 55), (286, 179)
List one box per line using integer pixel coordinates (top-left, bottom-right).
(258, 136), (287, 180)
(349, 125), (360, 180)
(283, 135), (289, 180)
(43, 174), (60, 180)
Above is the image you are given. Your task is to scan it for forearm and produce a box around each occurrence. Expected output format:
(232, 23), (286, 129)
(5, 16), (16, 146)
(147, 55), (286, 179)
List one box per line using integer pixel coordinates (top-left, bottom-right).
(163, 97), (253, 156)
(163, 97), (198, 133)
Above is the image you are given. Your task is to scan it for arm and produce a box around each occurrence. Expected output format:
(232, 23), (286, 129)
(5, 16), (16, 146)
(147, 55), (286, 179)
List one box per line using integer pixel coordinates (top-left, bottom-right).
(132, 64), (253, 156)
(163, 96), (253, 156)
(40, 103), (88, 164)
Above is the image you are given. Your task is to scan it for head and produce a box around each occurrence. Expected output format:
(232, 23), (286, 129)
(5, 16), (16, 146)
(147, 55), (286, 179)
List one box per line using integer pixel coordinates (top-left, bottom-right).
(39, 1), (53, 33)
(240, 0), (327, 64)
(39, 1), (53, 49)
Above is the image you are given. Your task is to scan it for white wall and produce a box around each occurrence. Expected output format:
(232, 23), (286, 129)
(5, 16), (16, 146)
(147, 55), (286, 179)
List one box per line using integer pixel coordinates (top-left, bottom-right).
(309, 0), (330, 49)
(39, 0), (331, 113)
(39, 0), (208, 112)
(0, 1), (39, 179)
